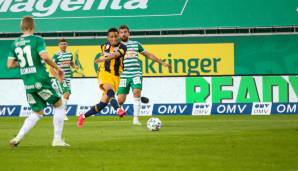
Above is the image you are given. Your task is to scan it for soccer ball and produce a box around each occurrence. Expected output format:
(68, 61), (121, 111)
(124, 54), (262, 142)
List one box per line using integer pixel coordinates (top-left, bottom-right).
(147, 118), (162, 131)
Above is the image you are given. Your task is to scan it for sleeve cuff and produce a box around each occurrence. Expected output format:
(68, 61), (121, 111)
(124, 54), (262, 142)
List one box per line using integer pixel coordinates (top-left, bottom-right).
(38, 50), (47, 54)
(8, 56), (16, 60)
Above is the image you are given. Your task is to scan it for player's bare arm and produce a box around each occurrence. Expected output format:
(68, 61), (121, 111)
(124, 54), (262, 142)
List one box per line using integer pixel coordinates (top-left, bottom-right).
(141, 51), (172, 70)
(40, 52), (64, 82)
(7, 59), (19, 69)
(70, 61), (79, 70)
(94, 51), (122, 63)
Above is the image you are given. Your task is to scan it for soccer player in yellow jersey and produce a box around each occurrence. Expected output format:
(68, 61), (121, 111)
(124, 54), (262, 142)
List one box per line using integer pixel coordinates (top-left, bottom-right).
(77, 28), (126, 128)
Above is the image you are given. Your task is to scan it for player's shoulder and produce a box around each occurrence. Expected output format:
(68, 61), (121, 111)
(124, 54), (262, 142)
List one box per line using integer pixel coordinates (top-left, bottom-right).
(101, 42), (110, 50)
(119, 42), (126, 47)
(32, 35), (44, 41)
(54, 51), (61, 56)
(65, 51), (73, 55)
(11, 37), (20, 46)
(118, 43), (127, 50)
(127, 40), (141, 45)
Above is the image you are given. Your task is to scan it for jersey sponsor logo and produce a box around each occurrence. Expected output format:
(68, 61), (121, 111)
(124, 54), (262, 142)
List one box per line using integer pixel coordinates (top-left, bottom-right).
(37, 89), (53, 101)
(119, 79), (127, 87)
(35, 82), (42, 90)
(15, 39), (30, 46)
(132, 76), (141, 84)
(25, 85), (35, 90)
(24, 82), (45, 91)
(27, 94), (36, 104)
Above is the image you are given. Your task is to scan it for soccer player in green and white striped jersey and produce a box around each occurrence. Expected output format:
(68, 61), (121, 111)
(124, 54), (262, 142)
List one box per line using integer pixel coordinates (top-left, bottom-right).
(50, 39), (78, 120)
(118, 25), (171, 125)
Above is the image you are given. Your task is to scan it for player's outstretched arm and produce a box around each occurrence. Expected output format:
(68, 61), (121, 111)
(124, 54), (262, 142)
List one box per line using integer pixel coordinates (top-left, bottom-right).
(50, 67), (58, 77)
(40, 52), (64, 82)
(7, 59), (19, 69)
(141, 51), (172, 70)
(70, 62), (79, 70)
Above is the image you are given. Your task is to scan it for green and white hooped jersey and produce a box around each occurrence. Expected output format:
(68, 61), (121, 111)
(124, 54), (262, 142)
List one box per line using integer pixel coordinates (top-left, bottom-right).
(52, 51), (73, 78)
(121, 40), (145, 78)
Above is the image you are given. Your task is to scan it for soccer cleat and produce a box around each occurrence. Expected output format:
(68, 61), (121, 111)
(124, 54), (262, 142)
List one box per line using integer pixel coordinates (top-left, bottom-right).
(52, 139), (70, 147)
(77, 113), (85, 128)
(133, 117), (142, 125)
(117, 108), (126, 118)
(9, 137), (21, 148)
(141, 96), (149, 104)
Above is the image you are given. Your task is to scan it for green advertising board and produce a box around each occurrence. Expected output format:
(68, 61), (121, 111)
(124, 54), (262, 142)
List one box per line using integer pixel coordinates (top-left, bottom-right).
(0, 0), (297, 32)
(0, 34), (298, 78)
(186, 76), (298, 103)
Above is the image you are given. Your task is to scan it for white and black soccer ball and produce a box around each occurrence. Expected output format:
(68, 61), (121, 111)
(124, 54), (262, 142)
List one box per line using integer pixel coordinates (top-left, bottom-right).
(147, 117), (162, 131)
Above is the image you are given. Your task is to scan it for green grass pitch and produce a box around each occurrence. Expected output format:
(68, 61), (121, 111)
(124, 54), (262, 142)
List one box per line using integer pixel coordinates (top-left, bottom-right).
(0, 115), (298, 171)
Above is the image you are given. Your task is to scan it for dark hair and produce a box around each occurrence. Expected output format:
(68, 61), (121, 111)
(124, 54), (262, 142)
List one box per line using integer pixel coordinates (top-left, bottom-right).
(107, 28), (118, 35)
(119, 25), (129, 32)
(59, 38), (67, 43)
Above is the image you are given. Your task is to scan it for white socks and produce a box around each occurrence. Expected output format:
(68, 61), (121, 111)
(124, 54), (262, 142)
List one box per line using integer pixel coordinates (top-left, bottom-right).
(53, 104), (65, 140)
(133, 97), (141, 119)
(16, 112), (42, 140)
(14, 103), (66, 142)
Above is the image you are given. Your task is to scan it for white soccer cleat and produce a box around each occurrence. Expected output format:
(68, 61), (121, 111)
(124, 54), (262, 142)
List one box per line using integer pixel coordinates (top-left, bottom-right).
(9, 137), (21, 147)
(64, 116), (69, 121)
(133, 117), (142, 125)
(52, 139), (70, 147)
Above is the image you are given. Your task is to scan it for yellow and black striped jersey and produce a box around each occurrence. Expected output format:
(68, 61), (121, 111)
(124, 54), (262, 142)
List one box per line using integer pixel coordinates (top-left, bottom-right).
(98, 42), (127, 76)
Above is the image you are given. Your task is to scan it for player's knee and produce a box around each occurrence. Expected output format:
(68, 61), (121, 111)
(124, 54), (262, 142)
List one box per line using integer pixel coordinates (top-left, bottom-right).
(107, 89), (115, 98)
(101, 94), (110, 103)
(133, 89), (141, 98)
(63, 93), (70, 100)
(118, 97), (124, 105)
(53, 98), (63, 108)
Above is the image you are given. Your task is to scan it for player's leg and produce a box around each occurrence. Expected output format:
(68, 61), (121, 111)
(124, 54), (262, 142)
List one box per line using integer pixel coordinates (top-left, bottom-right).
(117, 77), (130, 106)
(131, 76), (143, 125)
(62, 79), (71, 120)
(132, 89), (142, 125)
(102, 83), (126, 117)
(9, 92), (45, 147)
(117, 94), (127, 106)
(84, 93), (109, 118)
(51, 99), (69, 146)
(63, 92), (70, 120)
(44, 83), (69, 147)
(77, 92), (109, 128)
(77, 79), (113, 128)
